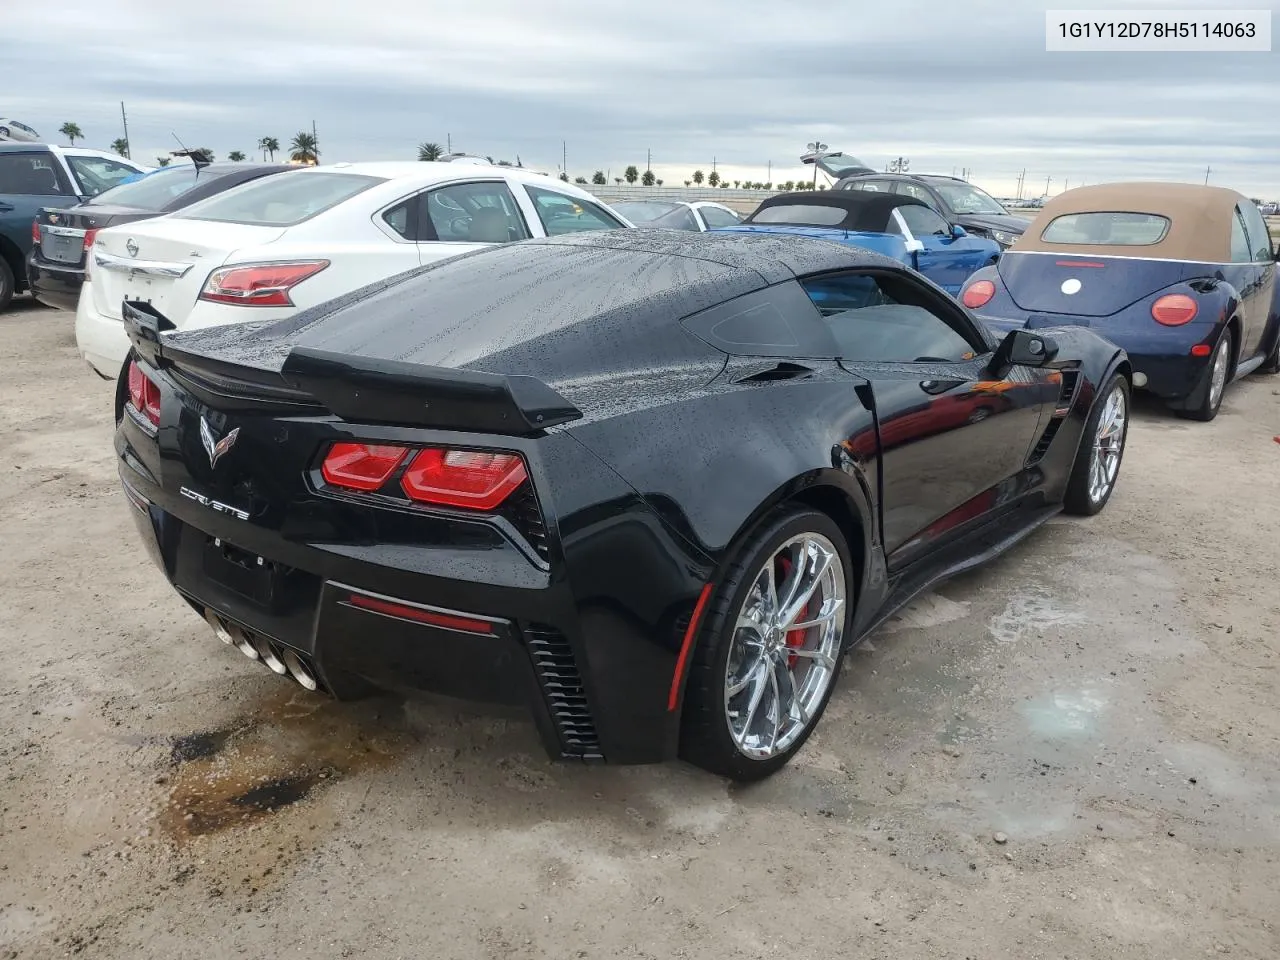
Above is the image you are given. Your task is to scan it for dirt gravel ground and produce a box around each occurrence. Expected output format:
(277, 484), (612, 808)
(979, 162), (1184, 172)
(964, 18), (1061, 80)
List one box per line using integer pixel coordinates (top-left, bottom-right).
(2, 298), (1279, 960)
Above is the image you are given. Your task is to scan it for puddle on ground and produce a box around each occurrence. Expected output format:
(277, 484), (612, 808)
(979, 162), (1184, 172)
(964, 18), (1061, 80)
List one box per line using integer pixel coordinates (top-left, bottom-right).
(158, 689), (404, 842)
(988, 587), (1087, 644)
(1020, 688), (1107, 739)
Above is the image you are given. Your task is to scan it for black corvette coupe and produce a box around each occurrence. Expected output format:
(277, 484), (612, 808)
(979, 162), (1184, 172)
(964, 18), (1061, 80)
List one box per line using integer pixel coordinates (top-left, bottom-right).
(115, 230), (1131, 780)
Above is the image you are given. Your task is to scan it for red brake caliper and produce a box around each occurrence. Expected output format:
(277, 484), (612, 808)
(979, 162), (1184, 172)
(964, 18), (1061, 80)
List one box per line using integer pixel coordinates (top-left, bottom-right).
(776, 556), (809, 669)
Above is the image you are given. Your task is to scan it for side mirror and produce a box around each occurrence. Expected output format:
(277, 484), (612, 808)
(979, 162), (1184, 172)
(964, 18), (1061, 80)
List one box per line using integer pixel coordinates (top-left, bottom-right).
(951, 224), (967, 238)
(989, 329), (1058, 376)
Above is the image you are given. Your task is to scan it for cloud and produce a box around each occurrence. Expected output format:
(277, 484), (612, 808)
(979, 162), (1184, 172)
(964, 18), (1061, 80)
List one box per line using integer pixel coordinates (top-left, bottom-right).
(6, 0), (1278, 197)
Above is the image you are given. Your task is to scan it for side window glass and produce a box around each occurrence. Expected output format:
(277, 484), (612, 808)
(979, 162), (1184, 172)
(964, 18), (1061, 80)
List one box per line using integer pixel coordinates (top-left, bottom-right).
(1230, 207), (1252, 263)
(894, 181), (933, 204)
(0, 154), (68, 196)
(801, 272), (979, 363)
(898, 204), (951, 237)
(700, 206), (740, 228)
(423, 181), (530, 243)
(682, 281), (840, 359)
(381, 197), (415, 240)
(1239, 201), (1273, 262)
(525, 185), (626, 235)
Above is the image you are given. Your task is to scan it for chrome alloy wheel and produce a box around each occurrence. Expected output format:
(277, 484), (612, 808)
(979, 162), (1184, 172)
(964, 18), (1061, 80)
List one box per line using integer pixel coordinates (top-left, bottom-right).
(723, 533), (846, 760)
(1088, 382), (1127, 503)
(1208, 339), (1230, 412)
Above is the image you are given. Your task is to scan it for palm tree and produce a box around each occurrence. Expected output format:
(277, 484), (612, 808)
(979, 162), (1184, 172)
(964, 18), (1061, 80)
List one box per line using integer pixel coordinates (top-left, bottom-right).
(259, 137), (280, 161)
(684, 180), (691, 187)
(110, 138), (129, 157)
(228, 150), (246, 162)
(624, 165), (639, 185)
(418, 142), (444, 161)
(591, 171), (606, 185)
(733, 180), (740, 189)
(289, 132), (318, 164)
(656, 179), (663, 186)
(574, 176), (588, 185)
(614, 178), (623, 185)
(692, 170), (704, 185)
(559, 172), (569, 182)
(59, 122), (83, 146)
(156, 157), (171, 167)
(707, 171), (720, 187)
(764, 182), (772, 191)
(641, 170), (655, 187)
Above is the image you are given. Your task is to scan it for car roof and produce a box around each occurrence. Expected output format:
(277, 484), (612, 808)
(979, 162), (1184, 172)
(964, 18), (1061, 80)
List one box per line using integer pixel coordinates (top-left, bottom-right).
(297, 161), (597, 191)
(0, 141), (54, 152)
(748, 190), (931, 231)
(1013, 181), (1248, 262)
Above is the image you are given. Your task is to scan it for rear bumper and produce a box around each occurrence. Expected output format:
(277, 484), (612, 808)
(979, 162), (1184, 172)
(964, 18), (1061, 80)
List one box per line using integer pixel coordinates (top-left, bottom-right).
(115, 420), (696, 765)
(26, 253), (84, 312)
(75, 282), (132, 378)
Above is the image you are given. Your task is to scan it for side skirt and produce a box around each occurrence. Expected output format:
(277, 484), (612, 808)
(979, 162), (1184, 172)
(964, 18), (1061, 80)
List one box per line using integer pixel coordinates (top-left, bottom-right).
(851, 504), (1061, 646)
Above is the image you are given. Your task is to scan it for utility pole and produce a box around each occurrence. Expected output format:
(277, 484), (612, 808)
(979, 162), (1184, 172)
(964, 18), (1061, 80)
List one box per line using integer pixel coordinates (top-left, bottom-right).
(447, 132), (452, 153)
(563, 140), (567, 176)
(1045, 175), (1052, 196)
(767, 160), (771, 183)
(1204, 165), (1211, 184)
(312, 119), (319, 164)
(647, 147), (651, 172)
(1064, 179), (1069, 192)
(1017, 168), (1026, 198)
(120, 101), (131, 158)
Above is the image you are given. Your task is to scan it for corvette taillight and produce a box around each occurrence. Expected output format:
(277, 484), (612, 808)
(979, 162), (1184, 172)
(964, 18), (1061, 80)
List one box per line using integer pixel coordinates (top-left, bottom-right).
(83, 227), (97, 251)
(961, 280), (995, 308)
(1151, 294), (1197, 326)
(198, 260), (329, 307)
(319, 443), (529, 511)
(321, 443), (409, 491)
(402, 449), (528, 510)
(126, 360), (161, 426)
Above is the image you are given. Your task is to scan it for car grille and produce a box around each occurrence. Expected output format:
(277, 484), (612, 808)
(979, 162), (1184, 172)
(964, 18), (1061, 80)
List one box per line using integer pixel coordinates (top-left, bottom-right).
(524, 624), (601, 759)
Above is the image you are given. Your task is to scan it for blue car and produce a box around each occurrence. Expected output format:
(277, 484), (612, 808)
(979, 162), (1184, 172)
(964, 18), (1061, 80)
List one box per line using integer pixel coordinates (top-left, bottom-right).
(960, 182), (1280, 422)
(711, 191), (1001, 295)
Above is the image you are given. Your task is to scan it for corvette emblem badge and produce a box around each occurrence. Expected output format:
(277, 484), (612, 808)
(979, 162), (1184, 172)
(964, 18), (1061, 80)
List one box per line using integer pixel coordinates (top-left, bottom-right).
(126, 238), (139, 257)
(200, 417), (240, 468)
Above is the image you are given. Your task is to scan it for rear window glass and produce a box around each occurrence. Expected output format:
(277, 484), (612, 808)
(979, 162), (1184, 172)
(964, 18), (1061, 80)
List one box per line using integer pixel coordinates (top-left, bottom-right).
(1040, 212), (1170, 245)
(750, 204), (846, 226)
(89, 165), (201, 211)
(174, 171), (384, 226)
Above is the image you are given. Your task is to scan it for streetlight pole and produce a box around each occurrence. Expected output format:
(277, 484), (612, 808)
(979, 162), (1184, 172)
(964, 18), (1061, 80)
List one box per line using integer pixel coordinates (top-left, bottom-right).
(1045, 175), (1052, 196)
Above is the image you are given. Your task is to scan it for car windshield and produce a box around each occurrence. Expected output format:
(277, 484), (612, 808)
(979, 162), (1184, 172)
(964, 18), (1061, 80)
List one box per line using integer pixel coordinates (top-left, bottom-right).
(173, 171), (385, 226)
(1040, 212), (1171, 245)
(750, 204), (846, 226)
(925, 180), (1009, 215)
(88, 165), (204, 211)
(612, 200), (681, 222)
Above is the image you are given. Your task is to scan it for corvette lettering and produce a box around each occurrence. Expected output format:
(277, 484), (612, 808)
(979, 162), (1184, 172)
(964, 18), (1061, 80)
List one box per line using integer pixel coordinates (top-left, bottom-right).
(179, 486), (250, 520)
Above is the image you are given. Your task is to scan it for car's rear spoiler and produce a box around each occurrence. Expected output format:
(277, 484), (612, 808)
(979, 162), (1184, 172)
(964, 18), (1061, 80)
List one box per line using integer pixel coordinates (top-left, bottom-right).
(121, 300), (583, 435)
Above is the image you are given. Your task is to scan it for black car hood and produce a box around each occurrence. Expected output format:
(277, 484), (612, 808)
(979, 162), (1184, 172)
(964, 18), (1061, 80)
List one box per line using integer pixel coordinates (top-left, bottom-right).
(954, 212), (1031, 233)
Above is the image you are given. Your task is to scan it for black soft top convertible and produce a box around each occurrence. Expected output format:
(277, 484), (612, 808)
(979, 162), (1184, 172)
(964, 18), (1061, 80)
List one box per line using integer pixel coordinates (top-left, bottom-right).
(115, 230), (1131, 780)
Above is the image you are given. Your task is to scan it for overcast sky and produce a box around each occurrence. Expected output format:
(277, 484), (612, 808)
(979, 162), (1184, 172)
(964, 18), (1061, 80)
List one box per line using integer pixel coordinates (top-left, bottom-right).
(6, 0), (1279, 197)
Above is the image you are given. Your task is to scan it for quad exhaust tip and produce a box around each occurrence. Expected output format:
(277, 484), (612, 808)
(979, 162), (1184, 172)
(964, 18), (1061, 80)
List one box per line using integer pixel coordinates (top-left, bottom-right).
(203, 607), (317, 690)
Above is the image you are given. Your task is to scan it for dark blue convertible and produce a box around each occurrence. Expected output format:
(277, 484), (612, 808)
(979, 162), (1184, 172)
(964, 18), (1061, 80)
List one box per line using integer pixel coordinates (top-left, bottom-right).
(712, 191), (1001, 295)
(960, 182), (1280, 421)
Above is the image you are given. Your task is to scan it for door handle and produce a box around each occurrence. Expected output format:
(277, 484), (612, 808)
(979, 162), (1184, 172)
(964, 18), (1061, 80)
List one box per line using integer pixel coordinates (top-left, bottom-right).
(0, 202), (14, 212)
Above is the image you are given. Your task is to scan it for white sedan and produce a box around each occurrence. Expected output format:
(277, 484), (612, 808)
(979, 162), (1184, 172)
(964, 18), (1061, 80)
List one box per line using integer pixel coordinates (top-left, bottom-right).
(608, 199), (742, 231)
(75, 162), (633, 378)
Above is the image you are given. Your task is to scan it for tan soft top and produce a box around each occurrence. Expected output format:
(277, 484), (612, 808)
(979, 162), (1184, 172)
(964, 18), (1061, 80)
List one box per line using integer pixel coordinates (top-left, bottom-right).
(1012, 181), (1247, 262)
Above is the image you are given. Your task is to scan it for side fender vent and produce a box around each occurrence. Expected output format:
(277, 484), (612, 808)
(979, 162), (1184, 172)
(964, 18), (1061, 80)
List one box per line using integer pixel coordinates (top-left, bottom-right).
(525, 625), (601, 759)
(735, 362), (814, 384)
(1027, 369), (1083, 465)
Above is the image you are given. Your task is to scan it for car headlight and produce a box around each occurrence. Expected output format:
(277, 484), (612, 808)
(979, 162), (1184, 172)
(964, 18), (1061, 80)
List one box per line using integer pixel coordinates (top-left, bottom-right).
(991, 230), (1017, 247)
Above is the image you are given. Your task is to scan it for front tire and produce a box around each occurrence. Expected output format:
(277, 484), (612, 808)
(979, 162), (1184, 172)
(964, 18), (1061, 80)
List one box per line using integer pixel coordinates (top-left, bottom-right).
(679, 507), (853, 781)
(1258, 329), (1280, 375)
(1063, 372), (1129, 516)
(1177, 330), (1232, 422)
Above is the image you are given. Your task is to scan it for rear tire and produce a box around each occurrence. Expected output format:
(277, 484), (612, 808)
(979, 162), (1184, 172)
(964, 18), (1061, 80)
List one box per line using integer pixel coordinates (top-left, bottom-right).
(1063, 372), (1129, 516)
(679, 507), (853, 781)
(1176, 330), (1232, 422)
(0, 258), (14, 313)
